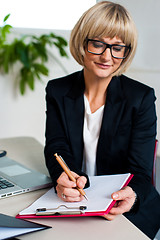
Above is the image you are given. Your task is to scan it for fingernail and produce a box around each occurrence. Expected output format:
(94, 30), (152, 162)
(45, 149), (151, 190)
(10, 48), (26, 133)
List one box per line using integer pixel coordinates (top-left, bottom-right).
(113, 193), (118, 199)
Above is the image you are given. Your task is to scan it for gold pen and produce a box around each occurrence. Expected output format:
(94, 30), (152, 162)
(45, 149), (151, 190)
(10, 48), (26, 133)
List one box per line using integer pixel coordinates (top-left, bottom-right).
(54, 153), (88, 201)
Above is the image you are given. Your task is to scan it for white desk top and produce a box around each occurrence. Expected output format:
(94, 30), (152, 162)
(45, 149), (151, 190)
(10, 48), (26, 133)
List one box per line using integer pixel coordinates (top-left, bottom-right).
(0, 137), (150, 240)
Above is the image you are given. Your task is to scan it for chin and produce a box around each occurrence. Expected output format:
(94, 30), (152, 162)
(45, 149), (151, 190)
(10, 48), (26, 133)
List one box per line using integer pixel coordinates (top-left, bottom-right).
(94, 68), (113, 78)
(95, 71), (113, 79)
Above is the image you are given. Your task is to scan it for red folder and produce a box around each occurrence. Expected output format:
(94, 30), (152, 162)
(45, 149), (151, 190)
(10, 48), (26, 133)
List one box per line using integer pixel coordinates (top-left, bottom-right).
(16, 173), (133, 219)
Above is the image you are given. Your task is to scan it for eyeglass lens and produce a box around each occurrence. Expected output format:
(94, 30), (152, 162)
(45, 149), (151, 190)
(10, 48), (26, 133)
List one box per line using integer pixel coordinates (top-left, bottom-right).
(87, 40), (130, 59)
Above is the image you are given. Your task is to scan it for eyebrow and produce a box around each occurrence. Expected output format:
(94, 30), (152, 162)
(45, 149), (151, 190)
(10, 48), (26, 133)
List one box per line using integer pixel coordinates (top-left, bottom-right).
(95, 38), (124, 45)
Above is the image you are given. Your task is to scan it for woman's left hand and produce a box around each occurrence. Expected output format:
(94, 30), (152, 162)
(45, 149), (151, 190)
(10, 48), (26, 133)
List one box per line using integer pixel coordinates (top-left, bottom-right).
(103, 186), (136, 221)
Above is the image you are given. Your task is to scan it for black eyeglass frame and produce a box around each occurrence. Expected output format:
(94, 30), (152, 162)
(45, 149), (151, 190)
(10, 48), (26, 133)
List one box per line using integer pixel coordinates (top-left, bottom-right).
(87, 39), (131, 59)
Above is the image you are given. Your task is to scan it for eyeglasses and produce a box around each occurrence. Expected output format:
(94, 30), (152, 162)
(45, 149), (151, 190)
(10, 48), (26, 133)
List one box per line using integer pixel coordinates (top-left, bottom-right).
(87, 39), (131, 59)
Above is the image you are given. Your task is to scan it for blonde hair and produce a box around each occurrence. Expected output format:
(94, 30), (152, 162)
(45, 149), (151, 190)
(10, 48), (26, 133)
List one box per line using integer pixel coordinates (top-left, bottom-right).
(70, 1), (138, 76)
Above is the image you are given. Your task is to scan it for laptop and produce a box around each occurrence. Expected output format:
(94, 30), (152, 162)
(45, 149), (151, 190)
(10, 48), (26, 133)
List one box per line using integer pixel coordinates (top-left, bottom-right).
(0, 152), (53, 199)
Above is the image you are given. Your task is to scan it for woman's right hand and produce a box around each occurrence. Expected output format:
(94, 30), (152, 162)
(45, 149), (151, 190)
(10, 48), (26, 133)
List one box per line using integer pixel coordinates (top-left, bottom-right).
(56, 171), (87, 202)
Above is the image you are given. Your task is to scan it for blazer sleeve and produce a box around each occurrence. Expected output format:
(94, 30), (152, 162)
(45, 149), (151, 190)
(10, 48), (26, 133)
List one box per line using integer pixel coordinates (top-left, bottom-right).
(44, 80), (89, 188)
(128, 87), (157, 205)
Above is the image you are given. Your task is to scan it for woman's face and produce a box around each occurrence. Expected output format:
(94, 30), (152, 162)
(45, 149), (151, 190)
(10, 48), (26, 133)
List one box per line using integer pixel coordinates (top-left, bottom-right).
(83, 36), (124, 81)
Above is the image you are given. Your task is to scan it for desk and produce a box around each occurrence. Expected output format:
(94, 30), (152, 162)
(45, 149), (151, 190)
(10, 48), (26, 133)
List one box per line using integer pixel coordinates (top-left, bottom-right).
(0, 137), (150, 240)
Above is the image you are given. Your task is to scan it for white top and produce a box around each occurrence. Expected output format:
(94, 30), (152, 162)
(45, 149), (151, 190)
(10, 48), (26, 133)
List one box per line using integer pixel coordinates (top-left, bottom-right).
(83, 95), (104, 176)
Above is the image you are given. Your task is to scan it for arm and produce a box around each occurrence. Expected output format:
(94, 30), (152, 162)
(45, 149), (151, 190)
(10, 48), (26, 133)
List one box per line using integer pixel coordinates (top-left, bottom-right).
(127, 88), (157, 203)
(44, 81), (89, 189)
(104, 88), (157, 220)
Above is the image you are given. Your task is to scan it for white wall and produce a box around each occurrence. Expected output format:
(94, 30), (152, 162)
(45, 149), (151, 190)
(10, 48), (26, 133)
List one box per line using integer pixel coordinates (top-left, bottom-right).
(0, 61), (51, 146)
(0, 28), (81, 146)
(110, 0), (160, 155)
(1, 0), (160, 155)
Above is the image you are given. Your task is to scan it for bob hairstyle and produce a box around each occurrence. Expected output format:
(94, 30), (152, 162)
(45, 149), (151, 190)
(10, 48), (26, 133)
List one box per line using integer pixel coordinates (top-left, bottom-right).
(70, 1), (138, 76)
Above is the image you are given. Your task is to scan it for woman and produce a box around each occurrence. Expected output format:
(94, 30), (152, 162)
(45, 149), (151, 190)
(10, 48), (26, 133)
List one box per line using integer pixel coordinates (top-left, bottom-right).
(44, 2), (160, 239)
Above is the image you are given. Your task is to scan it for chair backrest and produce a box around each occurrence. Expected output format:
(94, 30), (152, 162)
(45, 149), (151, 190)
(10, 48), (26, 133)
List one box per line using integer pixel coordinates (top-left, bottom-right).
(152, 139), (158, 187)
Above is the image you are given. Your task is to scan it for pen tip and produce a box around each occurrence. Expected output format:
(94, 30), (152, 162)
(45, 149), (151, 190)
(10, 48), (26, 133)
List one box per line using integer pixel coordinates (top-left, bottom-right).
(84, 195), (88, 201)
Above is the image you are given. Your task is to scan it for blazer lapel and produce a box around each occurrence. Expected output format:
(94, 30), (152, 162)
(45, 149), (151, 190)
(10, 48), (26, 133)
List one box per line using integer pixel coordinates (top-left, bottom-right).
(97, 76), (127, 162)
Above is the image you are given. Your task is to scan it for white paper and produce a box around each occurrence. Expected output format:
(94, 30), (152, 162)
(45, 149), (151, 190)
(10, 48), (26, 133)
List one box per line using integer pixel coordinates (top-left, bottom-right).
(19, 173), (131, 215)
(0, 227), (44, 239)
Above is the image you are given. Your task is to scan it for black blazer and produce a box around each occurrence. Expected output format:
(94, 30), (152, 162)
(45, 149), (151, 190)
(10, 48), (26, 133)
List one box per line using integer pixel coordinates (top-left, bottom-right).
(44, 70), (160, 239)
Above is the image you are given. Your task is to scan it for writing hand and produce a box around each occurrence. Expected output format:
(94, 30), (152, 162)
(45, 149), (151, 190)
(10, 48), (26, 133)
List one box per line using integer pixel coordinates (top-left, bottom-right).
(56, 171), (87, 202)
(103, 186), (136, 221)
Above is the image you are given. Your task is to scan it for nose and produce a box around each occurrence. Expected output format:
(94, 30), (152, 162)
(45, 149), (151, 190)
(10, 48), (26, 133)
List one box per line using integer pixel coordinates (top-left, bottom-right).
(100, 47), (112, 60)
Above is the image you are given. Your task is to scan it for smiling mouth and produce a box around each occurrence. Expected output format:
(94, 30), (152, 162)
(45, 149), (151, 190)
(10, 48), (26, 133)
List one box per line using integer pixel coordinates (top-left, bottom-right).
(95, 62), (111, 69)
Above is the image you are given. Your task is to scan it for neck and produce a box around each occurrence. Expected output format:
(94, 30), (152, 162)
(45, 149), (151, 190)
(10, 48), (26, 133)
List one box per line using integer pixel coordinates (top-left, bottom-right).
(83, 69), (112, 113)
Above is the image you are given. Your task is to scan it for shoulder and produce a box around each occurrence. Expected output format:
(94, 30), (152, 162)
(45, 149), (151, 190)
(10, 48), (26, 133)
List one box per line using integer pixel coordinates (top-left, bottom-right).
(120, 75), (156, 104)
(46, 71), (82, 96)
(120, 75), (152, 92)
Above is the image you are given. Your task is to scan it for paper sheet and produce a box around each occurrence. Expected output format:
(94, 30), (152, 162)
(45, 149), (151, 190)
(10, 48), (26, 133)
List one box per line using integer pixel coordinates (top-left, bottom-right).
(0, 227), (44, 239)
(0, 213), (51, 239)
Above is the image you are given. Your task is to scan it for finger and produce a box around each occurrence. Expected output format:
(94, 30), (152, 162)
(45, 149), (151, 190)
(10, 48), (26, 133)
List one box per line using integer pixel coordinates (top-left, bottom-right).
(63, 187), (81, 198)
(57, 172), (76, 188)
(70, 171), (80, 179)
(112, 186), (133, 200)
(102, 213), (117, 221)
(64, 195), (84, 202)
(70, 172), (87, 189)
(58, 192), (82, 202)
(57, 190), (83, 202)
(109, 201), (130, 215)
(76, 176), (87, 189)
(56, 184), (78, 197)
(56, 183), (83, 202)
(102, 202), (119, 220)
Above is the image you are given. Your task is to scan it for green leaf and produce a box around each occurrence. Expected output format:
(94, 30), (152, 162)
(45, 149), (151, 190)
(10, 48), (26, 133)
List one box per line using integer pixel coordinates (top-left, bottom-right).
(57, 36), (68, 46)
(54, 42), (68, 57)
(35, 71), (41, 80)
(2, 44), (16, 72)
(20, 78), (26, 95)
(1, 24), (12, 39)
(27, 72), (34, 90)
(32, 42), (48, 61)
(33, 63), (48, 76)
(60, 47), (68, 57)
(50, 33), (56, 38)
(15, 41), (30, 68)
(3, 14), (11, 23)
(39, 34), (52, 45)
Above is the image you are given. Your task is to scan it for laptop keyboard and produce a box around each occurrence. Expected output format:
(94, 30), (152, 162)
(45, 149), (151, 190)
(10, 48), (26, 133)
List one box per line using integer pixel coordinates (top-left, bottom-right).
(0, 177), (15, 189)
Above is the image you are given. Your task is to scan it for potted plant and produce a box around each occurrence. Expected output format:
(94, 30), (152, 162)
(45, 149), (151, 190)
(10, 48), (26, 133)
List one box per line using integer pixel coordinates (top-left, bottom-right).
(0, 14), (68, 95)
